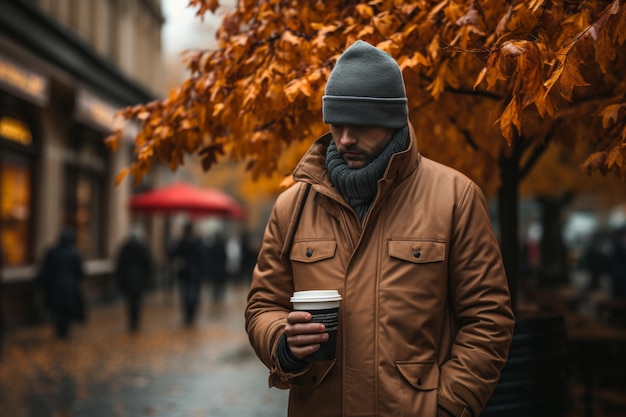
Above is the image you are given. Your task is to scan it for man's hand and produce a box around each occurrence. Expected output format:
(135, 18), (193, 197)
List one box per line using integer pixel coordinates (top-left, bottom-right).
(284, 311), (329, 359)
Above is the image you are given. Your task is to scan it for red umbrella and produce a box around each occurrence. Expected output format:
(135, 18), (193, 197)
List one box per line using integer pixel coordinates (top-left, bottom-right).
(129, 182), (245, 219)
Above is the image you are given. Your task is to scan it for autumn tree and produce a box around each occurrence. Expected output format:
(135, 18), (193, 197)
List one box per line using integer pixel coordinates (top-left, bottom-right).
(107, 0), (626, 308)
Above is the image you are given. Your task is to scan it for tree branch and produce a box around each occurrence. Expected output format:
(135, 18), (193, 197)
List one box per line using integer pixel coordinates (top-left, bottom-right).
(519, 136), (550, 180)
(445, 86), (502, 100)
(449, 115), (498, 165)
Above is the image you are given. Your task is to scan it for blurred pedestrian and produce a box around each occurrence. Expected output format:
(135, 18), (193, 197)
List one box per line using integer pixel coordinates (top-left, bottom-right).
(238, 231), (257, 286)
(607, 226), (626, 299)
(582, 230), (609, 291)
(36, 227), (86, 339)
(173, 222), (206, 325)
(205, 232), (228, 304)
(115, 224), (155, 332)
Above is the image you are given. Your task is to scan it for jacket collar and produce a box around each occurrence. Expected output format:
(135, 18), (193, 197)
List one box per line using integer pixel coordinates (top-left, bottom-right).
(293, 122), (421, 190)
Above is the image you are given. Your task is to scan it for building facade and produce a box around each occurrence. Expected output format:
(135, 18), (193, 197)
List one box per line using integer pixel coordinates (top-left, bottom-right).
(0, 0), (165, 327)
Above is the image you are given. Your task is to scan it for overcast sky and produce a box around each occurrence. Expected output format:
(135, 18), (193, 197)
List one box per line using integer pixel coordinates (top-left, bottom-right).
(161, 0), (228, 55)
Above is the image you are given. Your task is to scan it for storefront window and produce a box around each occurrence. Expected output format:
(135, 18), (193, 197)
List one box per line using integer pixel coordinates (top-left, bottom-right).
(64, 126), (108, 259)
(0, 152), (32, 266)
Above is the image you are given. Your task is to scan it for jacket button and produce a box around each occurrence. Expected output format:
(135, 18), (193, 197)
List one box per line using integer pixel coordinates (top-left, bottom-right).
(306, 249), (313, 257)
(413, 250), (421, 258)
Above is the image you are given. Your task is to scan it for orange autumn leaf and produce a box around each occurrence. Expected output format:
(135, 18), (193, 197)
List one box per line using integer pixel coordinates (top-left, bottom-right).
(600, 104), (624, 129)
(497, 96), (522, 144)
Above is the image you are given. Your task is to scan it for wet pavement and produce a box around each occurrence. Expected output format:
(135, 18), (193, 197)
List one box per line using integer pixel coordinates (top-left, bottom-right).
(0, 285), (288, 417)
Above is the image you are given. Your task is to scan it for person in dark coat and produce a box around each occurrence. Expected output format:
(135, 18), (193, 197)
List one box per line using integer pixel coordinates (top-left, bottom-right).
(37, 227), (85, 339)
(238, 231), (258, 286)
(582, 231), (609, 291)
(607, 226), (626, 299)
(173, 222), (206, 325)
(115, 225), (154, 332)
(206, 232), (229, 304)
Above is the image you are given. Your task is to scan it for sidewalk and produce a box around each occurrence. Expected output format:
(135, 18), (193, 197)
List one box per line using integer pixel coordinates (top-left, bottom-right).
(0, 285), (288, 417)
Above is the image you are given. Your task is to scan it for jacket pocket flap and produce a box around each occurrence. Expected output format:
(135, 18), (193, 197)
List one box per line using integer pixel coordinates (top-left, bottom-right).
(388, 240), (445, 264)
(291, 240), (336, 263)
(290, 359), (336, 388)
(396, 361), (440, 391)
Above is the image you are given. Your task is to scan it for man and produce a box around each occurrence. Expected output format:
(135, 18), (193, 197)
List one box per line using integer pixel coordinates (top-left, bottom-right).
(37, 227), (86, 339)
(173, 222), (206, 325)
(205, 232), (229, 304)
(245, 40), (514, 417)
(607, 225), (626, 299)
(115, 224), (154, 332)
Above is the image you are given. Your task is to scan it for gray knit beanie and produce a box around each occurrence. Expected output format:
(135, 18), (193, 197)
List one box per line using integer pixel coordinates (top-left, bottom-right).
(322, 40), (408, 129)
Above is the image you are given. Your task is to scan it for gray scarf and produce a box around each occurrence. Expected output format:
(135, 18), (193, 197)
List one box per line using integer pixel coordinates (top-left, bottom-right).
(326, 125), (409, 222)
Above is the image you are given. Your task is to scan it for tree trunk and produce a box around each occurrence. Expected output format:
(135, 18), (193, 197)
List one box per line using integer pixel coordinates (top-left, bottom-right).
(537, 193), (572, 288)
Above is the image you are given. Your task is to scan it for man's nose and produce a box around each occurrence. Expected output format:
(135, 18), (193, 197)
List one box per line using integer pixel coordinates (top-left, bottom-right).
(339, 127), (357, 146)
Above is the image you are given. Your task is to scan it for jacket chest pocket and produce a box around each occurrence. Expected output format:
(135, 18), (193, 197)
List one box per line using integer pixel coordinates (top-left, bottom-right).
(290, 240), (341, 289)
(388, 239), (446, 264)
(384, 239), (447, 291)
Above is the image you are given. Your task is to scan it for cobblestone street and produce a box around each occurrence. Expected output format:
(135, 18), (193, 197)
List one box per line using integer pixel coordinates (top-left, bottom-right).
(0, 285), (288, 417)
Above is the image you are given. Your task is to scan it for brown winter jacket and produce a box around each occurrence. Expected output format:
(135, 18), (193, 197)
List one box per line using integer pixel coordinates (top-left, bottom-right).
(245, 123), (515, 417)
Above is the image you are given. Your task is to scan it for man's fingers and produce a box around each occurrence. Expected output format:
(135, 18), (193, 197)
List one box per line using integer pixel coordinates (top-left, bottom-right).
(288, 332), (329, 359)
(285, 322), (325, 337)
(284, 310), (329, 359)
(287, 311), (312, 324)
(290, 343), (321, 358)
(285, 311), (326, 335)
(288, 331), (329, 347)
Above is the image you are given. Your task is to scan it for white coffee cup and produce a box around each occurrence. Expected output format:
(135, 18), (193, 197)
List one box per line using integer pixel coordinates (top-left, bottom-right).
(290, 290), (342, 310)
(290, 290), (342, 361)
